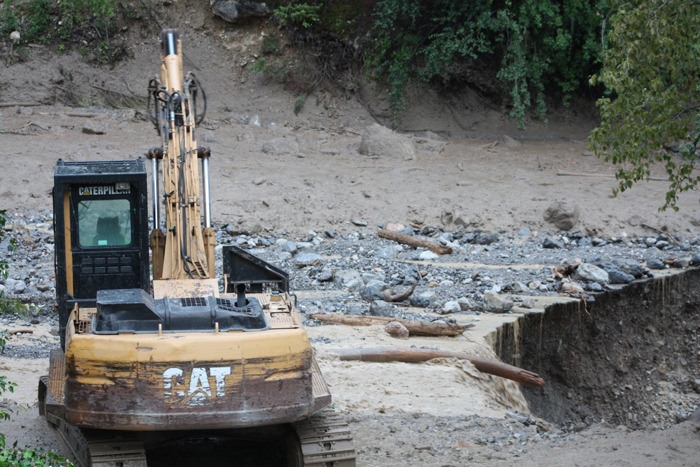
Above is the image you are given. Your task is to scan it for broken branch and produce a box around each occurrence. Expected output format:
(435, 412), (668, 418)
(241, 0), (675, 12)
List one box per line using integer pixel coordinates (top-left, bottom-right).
(308, 313), (471, 337)
(334, 347), (544, 387)
(377, 229), (452, 255)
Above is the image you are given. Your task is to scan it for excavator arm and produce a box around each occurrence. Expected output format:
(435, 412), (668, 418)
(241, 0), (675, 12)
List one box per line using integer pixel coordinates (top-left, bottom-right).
(147, 29), (215, 280)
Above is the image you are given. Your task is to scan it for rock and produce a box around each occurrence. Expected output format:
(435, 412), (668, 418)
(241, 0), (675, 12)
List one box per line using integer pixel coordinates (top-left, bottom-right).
(502, 135), (522, 149)
(369, 300), (395, 317)
(293, 252), (323, 267)
(278, 240), (298, 254)
(261, 137), (299, 156)
(36, 282), (51, 292)
(457, 297), (473, 311)
(374, 246), (398, 259)
(410, 291), (435, 308)
(655, 240), (670, 249)
(419, 251), (439, 260)
(277, 251), (292, 261)
(613, 258), (646, 278)
(646, 258), (666, 270)
(503, 281), (528, 293)
(351, 218), (368, 227)
(591, 236), (607, 247)
(5, 278), (26, 294)
(543, 201), (580, 231)
(542, 237), (564, 249)
(586, 282), (604, 292)
(573, 263), (609, 283)
(560, 281), (584, 294)
(334, 269), (364, 290)
(210, 0), (268, 22)
(385, 321), (409, 339)
(358, 123), (416, 160)
(316, 268), (334, 282)
(82, 121), (106, 135)
(671, 258), (690, 268)
(474, 231), (499, 245)
(361, 280), (390, 301)
(439, 300), (461, 314)
(607, 268), (635, 284)
(690, 254), (700, 266)
(483, 291), (513, 313)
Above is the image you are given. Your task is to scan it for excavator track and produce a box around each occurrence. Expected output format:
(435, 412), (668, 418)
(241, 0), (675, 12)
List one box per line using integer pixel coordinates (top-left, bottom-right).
(292, 408), (357, 467)
(40, 351), (148, 467)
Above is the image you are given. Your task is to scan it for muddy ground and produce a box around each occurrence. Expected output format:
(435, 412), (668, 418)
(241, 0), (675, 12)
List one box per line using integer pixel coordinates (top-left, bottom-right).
(1, 6), (699, 466)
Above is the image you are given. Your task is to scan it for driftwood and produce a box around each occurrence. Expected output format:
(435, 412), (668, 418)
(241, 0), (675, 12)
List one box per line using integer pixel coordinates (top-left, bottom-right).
(9, 329), (33, 335)
(334, 348), (545, 387)
(308, 313), (471, 337)
(556, 171), (667, 182)
(0, 102), (43, 108)
(377, 229), (452, 255)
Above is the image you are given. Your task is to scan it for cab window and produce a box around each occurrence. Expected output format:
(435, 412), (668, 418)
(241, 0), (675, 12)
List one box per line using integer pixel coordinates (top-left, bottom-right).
(77, 199), (132, 247)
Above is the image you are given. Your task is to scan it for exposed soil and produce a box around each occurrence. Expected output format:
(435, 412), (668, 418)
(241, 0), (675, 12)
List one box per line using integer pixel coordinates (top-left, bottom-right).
(0, 2), (699, 466)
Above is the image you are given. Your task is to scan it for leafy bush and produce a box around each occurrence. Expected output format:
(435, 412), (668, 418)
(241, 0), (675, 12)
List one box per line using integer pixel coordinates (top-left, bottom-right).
(0, 0), (120, 63)
(274, 3), (321, 29)
(367, 0), (610, 127)
(0, 210), (24, 316)
(0, 332), (73, 466)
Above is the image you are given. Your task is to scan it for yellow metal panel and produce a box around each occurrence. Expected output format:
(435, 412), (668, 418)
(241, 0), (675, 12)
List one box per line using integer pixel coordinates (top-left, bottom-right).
(63, 191), (73, 295)
(66, 327), (310, 363)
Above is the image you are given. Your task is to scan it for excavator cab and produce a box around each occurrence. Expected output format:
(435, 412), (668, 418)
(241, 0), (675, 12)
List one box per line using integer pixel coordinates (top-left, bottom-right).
(53, 158), (150, 348)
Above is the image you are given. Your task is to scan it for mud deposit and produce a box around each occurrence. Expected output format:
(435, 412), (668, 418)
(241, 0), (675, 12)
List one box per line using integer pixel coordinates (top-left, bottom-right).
(501, 270), (700, 430)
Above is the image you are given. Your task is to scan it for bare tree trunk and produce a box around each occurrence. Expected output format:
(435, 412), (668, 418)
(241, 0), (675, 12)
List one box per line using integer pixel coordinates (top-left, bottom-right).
(377, 229), (453, 255)
(334, 348), (545, 387)
(308, 313), (470, 336)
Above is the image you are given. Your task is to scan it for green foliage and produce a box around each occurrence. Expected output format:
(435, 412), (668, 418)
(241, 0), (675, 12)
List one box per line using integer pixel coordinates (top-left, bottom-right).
(0, 210), (8, 281)
(590, 0), (700, 211)
(261, 33), (281, 55)
(0, 330), (17, 445)
(25, 0), (52, 44)
(367, 0), (610, 126)
(0, 0), (120, 63)
(0, 210), (24, 317)
(0, 3), (19, 38)
(274, 3), (321, 29)
(293, 95), (305, 115)
(0, 333), (72, 466)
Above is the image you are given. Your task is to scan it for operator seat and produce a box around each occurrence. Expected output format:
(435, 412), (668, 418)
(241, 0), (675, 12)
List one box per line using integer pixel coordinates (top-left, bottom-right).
(93, 216), (125, 246)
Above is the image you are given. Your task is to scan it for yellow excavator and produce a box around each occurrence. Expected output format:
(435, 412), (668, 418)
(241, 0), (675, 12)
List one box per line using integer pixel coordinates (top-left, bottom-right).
(40, 29), (355, 466)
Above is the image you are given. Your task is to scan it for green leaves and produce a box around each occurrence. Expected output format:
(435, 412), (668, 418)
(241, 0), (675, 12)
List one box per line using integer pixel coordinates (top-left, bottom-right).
(367, 0), (610, 126)
(590, 0), (700, 210)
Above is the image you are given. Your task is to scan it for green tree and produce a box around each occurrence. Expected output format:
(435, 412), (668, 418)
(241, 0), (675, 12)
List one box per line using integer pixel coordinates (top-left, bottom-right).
(590, 0), (700, 210)
(367, 0), (610, 127)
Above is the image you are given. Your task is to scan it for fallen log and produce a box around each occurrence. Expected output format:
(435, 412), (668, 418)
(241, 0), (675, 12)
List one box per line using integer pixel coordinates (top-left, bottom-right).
(334, 348), (545, 387)
(308, 313), (471, 337)
(377, 229), (452, 255)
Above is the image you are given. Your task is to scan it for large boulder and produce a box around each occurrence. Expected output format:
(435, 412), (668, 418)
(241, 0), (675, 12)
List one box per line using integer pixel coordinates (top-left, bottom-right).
(358, 124), (416, 160)
(210, 0), (269, 22)
(543, 200), (580, 231)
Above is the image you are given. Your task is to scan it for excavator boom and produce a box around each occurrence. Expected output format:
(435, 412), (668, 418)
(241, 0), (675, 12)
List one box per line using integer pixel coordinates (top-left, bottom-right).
(148, 29), (215, 280)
